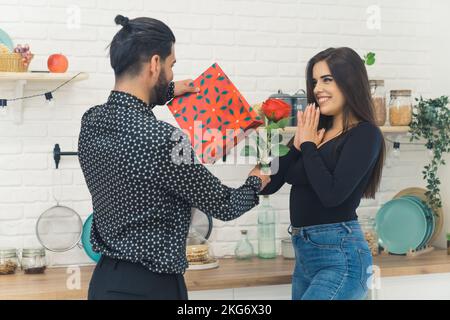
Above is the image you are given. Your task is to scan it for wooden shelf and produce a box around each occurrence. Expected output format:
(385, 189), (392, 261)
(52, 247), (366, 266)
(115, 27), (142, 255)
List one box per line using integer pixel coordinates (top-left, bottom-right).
(0, 72), (89, 124)
(0, 71), (89, 82)
(260, 126), (410, 134)
(379, 126), (410, 133)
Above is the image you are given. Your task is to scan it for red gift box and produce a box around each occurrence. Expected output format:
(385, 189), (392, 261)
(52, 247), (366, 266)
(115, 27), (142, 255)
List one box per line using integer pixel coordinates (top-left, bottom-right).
(168, 63), (263, 163)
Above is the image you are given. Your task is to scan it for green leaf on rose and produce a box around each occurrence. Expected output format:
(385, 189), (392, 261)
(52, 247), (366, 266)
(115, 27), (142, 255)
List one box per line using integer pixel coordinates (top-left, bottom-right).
(271, 144), (290, 157)
(276, 117), (294, 129)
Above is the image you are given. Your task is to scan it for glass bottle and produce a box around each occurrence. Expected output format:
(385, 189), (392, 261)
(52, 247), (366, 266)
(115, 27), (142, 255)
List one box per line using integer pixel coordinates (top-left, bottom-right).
(235, 230), (254, 260)
(21, 248), (47, 274)
(369, 80), (386, 126)
(257, 196), (276, 259)
(360, 217), (379, 256)
(389, 90), (412, 126)
(0, 248), (19, 275)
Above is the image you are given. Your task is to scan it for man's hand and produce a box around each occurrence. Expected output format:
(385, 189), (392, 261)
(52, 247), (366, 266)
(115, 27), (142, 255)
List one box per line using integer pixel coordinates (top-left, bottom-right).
(174, 79), (200, 97)
(249, 165), (271, 191)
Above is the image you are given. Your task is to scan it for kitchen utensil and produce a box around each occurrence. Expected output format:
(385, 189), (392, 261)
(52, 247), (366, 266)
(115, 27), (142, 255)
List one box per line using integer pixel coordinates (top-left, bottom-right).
(393, 188), (443, 244)
(81, 213), (101, 262)
(190, 208), (213, 240)
(376, 198), (428, 254)
(36, 170), (83, 253)
(36, 205), (83, 252)
(0, 28), (13, 52)
(291, 89), (307, 126)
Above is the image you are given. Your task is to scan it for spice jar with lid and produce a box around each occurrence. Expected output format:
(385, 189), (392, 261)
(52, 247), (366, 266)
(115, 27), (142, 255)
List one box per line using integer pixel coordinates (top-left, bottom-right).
(281, 238), (294, 259)
(360, 217), (379, 256)
(369, 80), (386, 126)
(389, 90), (413, 126)
(0, 248), (19, 275)
(21, 248), (47, 274)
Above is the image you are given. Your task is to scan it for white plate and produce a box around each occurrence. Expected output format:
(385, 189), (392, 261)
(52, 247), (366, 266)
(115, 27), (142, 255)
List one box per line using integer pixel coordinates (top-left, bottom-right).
(187, 259), (219, 270)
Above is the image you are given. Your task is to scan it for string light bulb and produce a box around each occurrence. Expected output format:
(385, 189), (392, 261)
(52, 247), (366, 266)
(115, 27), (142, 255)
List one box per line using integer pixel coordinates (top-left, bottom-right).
(0, 99), (8, 117)
(45, 92), (54, 106)
(392, 142), (401, 159)
(386, 141), (401, 168)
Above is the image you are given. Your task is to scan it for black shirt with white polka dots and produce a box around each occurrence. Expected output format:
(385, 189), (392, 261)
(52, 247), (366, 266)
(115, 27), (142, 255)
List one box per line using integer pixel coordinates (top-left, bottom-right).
(78, 83), (262, 274)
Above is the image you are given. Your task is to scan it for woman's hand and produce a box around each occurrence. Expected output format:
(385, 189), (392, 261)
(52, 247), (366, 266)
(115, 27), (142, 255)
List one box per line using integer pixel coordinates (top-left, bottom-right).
(293, 104), (325, 151)
(174, 79), (200, 97)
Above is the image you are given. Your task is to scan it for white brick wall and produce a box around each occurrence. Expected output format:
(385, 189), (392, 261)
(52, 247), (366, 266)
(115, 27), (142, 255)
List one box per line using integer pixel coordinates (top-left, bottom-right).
(0, 0), (448, 266)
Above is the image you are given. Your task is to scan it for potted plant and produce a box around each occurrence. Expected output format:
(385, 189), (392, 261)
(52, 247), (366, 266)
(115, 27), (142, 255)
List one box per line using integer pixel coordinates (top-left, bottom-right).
(364, 52), (376, 66)
(409, 96), (450, 211)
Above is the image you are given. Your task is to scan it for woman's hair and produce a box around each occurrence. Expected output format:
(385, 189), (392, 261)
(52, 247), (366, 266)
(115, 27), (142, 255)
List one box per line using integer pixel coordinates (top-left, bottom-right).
(306, 47), (386, 198)
(109, 15), (176, 77)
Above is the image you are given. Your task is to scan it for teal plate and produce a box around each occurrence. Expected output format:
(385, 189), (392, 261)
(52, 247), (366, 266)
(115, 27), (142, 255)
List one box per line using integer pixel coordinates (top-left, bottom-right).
(81, 213), (101, 263)
(0, 28), (13, 51)
(401, 196), (433, 249)
(376, 198), (428, 254)
(401, 196), (435, 249)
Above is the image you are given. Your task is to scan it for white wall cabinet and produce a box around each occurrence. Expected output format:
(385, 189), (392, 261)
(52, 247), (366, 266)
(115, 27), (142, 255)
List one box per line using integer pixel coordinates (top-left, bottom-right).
(371, 273), (450, 300)
(189, 285), (291, 300)
(189, 273), (450, 300)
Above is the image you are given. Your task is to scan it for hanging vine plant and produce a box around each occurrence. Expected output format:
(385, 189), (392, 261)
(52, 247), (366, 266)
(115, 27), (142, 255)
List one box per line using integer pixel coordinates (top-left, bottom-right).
(409, 96), (450, 211)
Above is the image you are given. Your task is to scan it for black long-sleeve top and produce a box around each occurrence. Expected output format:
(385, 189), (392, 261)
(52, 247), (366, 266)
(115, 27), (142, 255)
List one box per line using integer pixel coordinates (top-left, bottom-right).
(260, 122), (383, 227)
(78, 86), (261, 274)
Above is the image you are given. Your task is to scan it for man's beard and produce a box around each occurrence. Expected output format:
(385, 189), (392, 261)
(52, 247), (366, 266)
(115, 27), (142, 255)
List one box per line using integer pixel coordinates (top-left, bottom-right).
(150, 69), (170, 106)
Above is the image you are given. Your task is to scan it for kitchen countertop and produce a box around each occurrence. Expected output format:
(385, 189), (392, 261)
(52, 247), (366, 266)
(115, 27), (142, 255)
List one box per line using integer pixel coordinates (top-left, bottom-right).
(2, 250), (450, 300)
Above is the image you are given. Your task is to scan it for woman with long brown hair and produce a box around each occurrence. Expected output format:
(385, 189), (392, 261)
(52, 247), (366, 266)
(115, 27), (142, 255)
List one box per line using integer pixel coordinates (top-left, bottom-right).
(260, 47), (385, 300)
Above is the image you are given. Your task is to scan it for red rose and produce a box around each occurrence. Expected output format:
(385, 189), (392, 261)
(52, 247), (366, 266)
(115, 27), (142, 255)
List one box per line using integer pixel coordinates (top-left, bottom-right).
(261, 98), (292, 122)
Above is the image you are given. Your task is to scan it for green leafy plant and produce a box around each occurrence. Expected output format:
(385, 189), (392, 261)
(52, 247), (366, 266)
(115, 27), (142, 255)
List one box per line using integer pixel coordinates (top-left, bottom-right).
(364, 52), (376, 66)
(409, 96), (450, 211)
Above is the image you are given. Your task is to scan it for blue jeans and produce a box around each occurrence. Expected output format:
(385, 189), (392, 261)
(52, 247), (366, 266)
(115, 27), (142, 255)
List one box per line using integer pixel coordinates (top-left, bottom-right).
(290, 221), (373, 300)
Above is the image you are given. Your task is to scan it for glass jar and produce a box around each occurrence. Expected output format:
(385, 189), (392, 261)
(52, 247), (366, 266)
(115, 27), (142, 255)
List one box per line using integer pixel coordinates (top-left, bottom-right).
(389, 90), (412, 126)
(369, 80), (386, 126)
(360, 217), (379, 256)
(235, 230), (254, 260)
(281, 238), (294, 259)
(257, 196), (276, 259)
(0, 248), (19, 275)
(21, 248), (47, 274)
